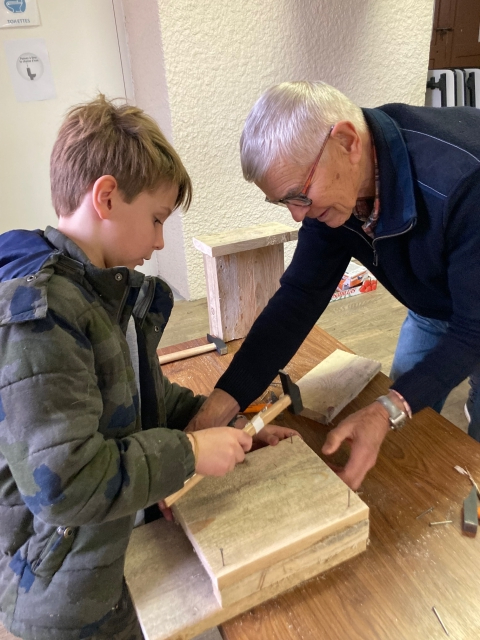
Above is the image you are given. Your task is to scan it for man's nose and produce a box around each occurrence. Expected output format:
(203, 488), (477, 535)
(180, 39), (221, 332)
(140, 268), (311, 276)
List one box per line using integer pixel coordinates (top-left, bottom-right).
(288, 205), (309, 223)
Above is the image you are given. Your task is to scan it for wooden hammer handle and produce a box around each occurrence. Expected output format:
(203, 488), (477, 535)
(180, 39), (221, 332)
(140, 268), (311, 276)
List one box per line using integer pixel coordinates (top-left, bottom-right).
(163, 394), (292, 507)
(164, 472), (205, 507)
(248, 394), (292, 429)
(158, 342), (215, 365)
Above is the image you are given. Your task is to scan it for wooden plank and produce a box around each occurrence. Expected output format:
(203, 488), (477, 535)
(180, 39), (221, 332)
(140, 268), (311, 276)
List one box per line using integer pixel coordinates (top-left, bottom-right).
(125, 515), (366, 640)
(193, 222), (298, 257)
(203, 245), (284, 341)
(297, 349), (382, 423)
(125, 434), (368, 640)
(172, 438), (368, 608)
(202, 254), (223, 339)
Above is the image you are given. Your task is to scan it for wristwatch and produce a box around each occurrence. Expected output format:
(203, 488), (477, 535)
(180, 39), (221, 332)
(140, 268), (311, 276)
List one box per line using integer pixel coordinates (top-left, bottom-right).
(227, 414), (244, 427)
(376, 395), (407, 430)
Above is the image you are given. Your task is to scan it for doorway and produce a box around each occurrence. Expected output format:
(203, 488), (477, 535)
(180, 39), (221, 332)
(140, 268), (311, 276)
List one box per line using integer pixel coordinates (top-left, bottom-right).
(429, 0), (480, 68)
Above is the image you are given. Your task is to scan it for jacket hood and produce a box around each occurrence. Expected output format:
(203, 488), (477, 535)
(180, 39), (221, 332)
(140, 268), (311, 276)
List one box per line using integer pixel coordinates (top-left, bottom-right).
(0, 229), (56, 283)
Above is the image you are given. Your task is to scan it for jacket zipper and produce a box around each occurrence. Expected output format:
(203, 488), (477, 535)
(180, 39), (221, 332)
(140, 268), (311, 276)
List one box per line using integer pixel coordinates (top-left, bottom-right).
(135, 278), (156, 327)
(345, 221), (415, 266)
(31, 526), (74, 571)
(116, 281), (131, 325)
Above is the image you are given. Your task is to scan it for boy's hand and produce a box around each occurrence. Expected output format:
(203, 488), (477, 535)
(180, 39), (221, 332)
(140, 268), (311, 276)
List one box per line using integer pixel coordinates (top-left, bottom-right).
(157, 426), (252, 521)
(191, 427), (252, 476)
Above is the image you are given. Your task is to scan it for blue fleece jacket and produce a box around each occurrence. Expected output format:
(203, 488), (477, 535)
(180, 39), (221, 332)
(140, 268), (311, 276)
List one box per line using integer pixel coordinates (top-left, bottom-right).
(216, 103), (480, 415)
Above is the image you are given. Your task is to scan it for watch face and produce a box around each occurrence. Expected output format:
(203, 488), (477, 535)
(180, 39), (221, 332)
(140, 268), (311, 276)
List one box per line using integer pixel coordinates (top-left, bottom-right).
(390, 413), (406, 428)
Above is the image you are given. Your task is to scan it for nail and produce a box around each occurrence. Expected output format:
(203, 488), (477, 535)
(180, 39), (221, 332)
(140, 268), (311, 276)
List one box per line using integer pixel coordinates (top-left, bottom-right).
(432, 606), (449, 635)
(416, 506), (434, 519)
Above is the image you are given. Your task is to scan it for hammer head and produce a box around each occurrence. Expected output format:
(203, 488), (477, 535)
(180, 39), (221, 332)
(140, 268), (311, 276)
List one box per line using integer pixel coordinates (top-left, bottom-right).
(278, 369), (303, 414)
(207, 333), (228, 355)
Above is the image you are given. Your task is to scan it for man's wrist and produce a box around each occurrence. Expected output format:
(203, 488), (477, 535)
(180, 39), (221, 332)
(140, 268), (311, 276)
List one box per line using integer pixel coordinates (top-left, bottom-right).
(388, 389), (412, 418)
(227, 413), (245, 427)
(187, 389), (240, 431)
(375, 393), (408, 430)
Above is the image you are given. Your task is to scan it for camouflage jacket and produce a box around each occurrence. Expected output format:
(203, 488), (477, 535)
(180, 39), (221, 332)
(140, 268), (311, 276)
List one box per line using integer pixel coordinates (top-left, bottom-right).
(0, 227), (202, 639)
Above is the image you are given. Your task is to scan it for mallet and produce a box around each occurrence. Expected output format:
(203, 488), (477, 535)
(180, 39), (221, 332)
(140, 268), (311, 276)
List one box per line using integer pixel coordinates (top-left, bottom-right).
(158, 334), (227, 365)
(163, 370), (303, 507)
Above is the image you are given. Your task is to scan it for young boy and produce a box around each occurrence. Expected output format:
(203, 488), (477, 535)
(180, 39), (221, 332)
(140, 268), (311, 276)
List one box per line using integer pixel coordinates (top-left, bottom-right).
(0, 96), (253, 639)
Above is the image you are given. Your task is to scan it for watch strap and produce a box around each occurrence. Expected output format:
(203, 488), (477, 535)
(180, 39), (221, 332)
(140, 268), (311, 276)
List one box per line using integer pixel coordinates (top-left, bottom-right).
(376, 395), (407, 430)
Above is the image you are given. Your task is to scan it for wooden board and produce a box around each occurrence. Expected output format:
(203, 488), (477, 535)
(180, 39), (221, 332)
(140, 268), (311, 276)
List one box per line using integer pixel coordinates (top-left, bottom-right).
(193, 222), (298, 257)
(125, 514), (367, 640)
(125, 437), (368, 640)
(297, 349), (381, 423)
(203, 245), (283, 341)
(172, 438), (369, 608)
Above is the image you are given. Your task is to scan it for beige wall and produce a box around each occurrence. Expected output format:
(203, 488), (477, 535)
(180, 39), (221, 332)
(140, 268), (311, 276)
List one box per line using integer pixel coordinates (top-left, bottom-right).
(123, 0), (435, 300)
(1, 1), (435, 295)
(0, 1), (127, 234)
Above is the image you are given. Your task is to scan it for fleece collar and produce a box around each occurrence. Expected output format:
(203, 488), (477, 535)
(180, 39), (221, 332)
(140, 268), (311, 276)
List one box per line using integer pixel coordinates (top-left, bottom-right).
(348, 107), (417, 238)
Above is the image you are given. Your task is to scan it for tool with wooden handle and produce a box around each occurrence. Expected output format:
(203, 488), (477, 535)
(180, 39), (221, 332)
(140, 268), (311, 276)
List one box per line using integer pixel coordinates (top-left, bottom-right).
(158, 334), (227, 365)
(244, 392), (279, 414)
(163, 370), (303, 507)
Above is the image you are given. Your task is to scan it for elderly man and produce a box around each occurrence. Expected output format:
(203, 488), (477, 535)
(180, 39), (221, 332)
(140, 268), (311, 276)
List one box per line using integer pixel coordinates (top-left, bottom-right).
(188, 81), (480, 490)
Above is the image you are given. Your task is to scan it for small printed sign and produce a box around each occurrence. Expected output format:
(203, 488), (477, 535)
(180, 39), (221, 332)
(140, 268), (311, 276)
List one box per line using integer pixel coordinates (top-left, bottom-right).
(1, 0), (40, 29)
(4, 38), (56, 102)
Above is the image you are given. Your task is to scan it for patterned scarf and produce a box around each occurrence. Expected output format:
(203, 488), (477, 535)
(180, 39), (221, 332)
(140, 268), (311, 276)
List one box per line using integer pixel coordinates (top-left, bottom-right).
(352, 145), (379, 239)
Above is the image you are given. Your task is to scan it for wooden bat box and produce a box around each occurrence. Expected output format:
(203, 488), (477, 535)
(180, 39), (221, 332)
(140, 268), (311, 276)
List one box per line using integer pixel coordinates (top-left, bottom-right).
(125, 438), (369, 639)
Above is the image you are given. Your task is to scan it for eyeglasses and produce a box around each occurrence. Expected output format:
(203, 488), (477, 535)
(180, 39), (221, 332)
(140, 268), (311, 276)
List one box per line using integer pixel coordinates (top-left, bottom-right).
(265, 125), (334, 208)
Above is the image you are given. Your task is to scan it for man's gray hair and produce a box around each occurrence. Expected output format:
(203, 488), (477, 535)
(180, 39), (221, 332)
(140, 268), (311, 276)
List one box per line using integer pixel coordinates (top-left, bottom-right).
(240, 81), (367, 182)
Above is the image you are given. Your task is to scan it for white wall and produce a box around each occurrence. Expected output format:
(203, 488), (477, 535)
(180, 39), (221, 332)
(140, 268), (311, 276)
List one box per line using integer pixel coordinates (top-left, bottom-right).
(123, 0), (435, 300)
(121, 0), (188, 290)
(0, 0), (126, 233)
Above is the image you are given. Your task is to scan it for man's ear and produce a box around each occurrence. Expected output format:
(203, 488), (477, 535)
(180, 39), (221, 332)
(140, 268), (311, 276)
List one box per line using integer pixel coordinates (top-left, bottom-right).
(91, 175), (119, 220)
(331, 121), (363, 165)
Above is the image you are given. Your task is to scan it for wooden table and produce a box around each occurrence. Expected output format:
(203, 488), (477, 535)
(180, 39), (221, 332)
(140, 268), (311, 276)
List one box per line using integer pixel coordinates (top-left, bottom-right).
(153, 326), (480, 640)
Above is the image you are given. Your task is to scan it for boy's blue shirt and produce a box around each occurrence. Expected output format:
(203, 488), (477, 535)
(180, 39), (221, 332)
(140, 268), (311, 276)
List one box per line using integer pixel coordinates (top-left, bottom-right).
(0, 226), (202, 640)
(216, 103), (480, 415)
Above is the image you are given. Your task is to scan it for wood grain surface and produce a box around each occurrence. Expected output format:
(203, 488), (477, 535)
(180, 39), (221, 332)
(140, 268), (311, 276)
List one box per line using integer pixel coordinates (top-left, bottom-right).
(172, 437), (368, 607)
(192, 222), (298, 257)
(157, 327), (480, 640)
(296, 349), (381, 423)
(202, 244), (284, 341)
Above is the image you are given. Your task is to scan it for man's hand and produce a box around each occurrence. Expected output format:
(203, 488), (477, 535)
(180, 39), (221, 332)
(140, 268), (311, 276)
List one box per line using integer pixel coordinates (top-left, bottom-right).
(321, 400), (391, 490)
(232, 414), (302, 447)
(254, 425), (302, 447)
(186, 389), (240, 432)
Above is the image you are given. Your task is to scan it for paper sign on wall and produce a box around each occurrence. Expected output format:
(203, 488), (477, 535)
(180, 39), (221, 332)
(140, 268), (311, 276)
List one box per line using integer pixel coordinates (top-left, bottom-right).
(1, 0), (40, 28)
(4, 38), (56, 102)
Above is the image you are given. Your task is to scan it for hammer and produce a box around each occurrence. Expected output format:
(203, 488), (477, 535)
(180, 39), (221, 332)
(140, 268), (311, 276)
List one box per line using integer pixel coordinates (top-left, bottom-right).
(163, 370), (303, 507)
(158, 334), (227, 365)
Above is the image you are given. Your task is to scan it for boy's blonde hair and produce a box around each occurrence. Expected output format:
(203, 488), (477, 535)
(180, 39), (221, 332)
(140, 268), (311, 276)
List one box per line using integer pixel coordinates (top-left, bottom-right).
(50, 95), (192, 217)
